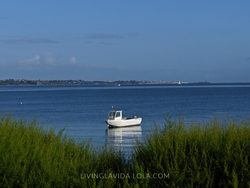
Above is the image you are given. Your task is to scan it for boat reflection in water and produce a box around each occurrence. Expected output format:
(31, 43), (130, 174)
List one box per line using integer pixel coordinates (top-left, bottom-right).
(105, 126), (142, 155)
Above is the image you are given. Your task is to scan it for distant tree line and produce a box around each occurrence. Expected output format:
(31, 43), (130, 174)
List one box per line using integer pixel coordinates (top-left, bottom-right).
(0, 79), (249, 87)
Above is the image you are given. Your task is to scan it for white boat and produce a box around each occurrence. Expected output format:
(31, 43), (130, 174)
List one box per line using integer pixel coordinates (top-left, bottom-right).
(105, 109), (142, 128)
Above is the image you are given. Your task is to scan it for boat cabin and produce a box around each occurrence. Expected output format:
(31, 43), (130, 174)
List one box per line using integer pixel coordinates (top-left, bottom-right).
(108, 110), (123, 120)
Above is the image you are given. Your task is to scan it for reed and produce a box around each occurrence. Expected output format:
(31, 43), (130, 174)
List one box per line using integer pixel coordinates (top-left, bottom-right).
(0, 118), (126, 187)
(0, 117), (249, 187)
(133, 120), (250, 187)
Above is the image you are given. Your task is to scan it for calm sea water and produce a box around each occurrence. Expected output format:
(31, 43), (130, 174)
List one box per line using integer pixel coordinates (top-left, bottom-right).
(1, 86), (250, 154)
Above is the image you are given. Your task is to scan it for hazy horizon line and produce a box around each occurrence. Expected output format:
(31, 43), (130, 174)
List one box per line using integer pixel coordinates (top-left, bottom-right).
(1, 78), (250, 84)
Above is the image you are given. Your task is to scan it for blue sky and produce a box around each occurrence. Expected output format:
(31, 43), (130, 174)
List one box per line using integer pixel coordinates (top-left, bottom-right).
(0, 1), (250, 81)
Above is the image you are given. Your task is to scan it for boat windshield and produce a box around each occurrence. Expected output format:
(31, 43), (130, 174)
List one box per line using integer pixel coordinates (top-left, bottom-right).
(108, 111), (116, 119)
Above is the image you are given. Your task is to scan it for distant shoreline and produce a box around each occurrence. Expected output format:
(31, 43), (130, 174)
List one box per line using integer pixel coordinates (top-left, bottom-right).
(1, 79), (250, 87)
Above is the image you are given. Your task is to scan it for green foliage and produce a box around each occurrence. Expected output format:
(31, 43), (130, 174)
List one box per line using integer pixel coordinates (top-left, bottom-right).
(0, 118), (125, 187)
(0, 117), (249, 187)
(134, 120), (250, 187)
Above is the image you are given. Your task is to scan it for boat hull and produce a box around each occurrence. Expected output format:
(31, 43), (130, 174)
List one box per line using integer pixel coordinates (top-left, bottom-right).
(106, 118), (142, 128)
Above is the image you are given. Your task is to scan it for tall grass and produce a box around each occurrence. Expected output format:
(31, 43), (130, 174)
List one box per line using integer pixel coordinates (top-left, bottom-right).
(0, 118), (127, 187)
(134, 120), (250, 187)
(0, 117), (249, 187)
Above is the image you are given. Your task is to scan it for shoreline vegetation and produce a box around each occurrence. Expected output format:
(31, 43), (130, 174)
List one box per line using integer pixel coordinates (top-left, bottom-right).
(1, 79), (250, 87)
(0, 118), (249, 187)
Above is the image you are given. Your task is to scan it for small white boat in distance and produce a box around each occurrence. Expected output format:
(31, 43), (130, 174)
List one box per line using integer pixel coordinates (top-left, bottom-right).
(106, 109), (142, 128)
